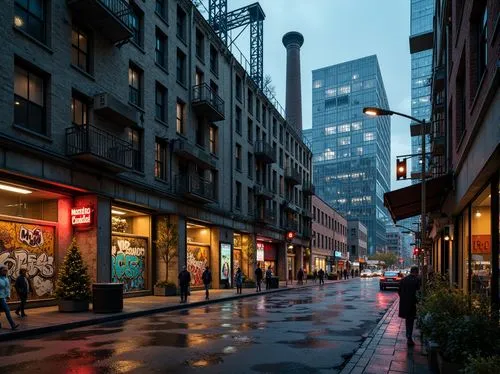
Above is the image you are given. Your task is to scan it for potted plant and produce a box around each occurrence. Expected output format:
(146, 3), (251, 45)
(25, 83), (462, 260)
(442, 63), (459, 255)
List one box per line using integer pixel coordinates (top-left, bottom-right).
(154, 280), (177, 296)
(462, 356), (500, 374)
(154, 217), (178, 296)
(55, 238), (91, 312)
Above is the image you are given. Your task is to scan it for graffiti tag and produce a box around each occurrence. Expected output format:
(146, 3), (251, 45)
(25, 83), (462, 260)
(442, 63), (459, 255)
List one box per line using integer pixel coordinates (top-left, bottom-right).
(111, 237), (146, 292)
(19, 226), (44, 247)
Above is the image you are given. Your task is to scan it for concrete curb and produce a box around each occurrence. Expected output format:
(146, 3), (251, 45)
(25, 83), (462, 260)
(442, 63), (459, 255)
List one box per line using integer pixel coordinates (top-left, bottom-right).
(0, 279), (348, 342)
(339, 298), (399, 374)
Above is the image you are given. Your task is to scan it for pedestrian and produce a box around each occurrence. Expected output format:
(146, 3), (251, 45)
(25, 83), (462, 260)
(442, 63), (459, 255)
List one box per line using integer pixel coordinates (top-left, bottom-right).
(355, 269), (359, 277)
(265, 266), (273, 290)
(178, 266), (191, 303)
(15, 268), (31, 318)
(351, 269), (354, 278)
(235, 267), (243, 294)
(201, 266), (212, 300)
(343, 268), (348, 280)
(255, 264), (263, 292)
(313, 269), (318, 284)
(297, 268), (304, 285)
(318, 268), (325, 285)
(0, 265), (19, 330)
(398, 266), (421, 346)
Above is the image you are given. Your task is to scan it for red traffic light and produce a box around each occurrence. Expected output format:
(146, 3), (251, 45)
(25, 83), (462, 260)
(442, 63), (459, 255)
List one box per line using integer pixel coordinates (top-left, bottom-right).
(396, 159), (407, 180)
(286, 231), (295, 242)
(413, 247), (420, 256)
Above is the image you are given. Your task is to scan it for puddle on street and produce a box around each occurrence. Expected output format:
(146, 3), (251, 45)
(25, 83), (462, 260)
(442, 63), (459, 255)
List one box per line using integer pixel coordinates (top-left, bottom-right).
(144, 332), (222, 347)
(0, 344), (42, 357)
(277, 336), (339, 349)
(185, 353), (224, 367)
(251, 361), (321, 373)
(44, 328), (124, 341)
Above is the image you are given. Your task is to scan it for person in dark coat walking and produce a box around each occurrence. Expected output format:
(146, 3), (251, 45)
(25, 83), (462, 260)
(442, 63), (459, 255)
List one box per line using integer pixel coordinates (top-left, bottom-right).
(398, 266), (421, 346)
(351, 269), (354, 278)
(201, 266), (212, 300)
(235, 268), (243, 294)
(318, 268), (325, 285)
(343, 268), (348, 280)
(297, 268), (304, 285)
(313, 269), (318, 284)
(265, 266), (273, 290)
(255, 265), (263, 292)
(15, 268), (31, 317)
(178, 266), (191, 303)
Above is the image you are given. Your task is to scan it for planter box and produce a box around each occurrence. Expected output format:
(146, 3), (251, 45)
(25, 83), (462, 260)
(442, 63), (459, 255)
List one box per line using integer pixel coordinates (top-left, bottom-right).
(154, 286), (177, 296)
(58, 299), (89, 313)
(424, 339), (439, 373)
(437, 353), (463, 374)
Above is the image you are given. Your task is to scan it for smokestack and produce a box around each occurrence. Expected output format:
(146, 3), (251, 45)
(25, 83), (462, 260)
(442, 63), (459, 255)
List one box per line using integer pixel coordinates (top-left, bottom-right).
(282, 31), (304, 135)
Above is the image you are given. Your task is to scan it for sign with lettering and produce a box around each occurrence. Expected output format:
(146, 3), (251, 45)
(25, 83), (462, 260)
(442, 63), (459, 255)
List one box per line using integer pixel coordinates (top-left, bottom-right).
(335, 251), (342, 258)
(0, 220), (55, 300)
(71, 207), (93, 226)
(111, 235), (147, 292)
(472, 235), (491, 254)
(256, 242), (264, 261)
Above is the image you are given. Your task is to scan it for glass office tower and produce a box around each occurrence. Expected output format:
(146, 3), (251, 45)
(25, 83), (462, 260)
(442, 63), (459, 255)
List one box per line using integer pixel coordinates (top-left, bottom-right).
(311, 55), (391, 254)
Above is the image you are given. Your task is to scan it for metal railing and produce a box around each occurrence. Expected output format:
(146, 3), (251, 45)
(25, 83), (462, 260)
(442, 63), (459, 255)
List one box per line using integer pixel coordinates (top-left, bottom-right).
(254, 140), (275, 162)
(192, 83), (225, 115)
(175, 174), (216, 201)
(253, 207), (276, 224)
(99, 0), (134, 28)
(66, 124), (133, 169)
(285, 166), (302, 184)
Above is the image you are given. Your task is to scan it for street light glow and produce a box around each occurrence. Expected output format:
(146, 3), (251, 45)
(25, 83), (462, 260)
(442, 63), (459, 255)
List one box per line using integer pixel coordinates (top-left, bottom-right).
(398, 166), (405, 173)
(364, 109), (379, 116)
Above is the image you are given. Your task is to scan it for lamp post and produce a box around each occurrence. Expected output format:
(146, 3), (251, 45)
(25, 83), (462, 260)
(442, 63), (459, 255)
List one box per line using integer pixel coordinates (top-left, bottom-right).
(363, 107), (428, 290)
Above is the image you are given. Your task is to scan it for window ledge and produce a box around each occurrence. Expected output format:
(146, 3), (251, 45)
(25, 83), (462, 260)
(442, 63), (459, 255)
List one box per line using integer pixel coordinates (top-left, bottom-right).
(128, 102), (145, 113)
(176, 80), (187, 90)
(176, 132), (188, 140)
(470, 69), (488, 113)
(196, 55), (205, 65)
(13, 124), (52, 142)
(129, 40), (146, 54)
(70, 64), (95, 81)
(155, 62), (169, 75)
(210, 153), (219, 159)
(154, 177), (169, 186)
(177, 35), (187, 47)
(210, 69), (219, 78)
(456, 130), (467, 151)
(155, 12), (169, 27)
(155, 118), (168, 127)
(128, 169), (145, 177)
(13, 27), (53, 54)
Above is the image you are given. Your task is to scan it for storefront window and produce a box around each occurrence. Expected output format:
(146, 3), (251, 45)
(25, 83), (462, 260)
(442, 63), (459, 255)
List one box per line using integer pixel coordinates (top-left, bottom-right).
(470, 187), (491, 296)
(186, 222), (210, 287)
(0, 182), (59, 221)
(314, 257), (326, 272)
(111, 207), (150, 293)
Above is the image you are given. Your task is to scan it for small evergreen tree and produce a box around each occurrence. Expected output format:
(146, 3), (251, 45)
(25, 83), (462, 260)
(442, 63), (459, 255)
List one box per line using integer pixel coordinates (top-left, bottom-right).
(55, 238), (91, 301)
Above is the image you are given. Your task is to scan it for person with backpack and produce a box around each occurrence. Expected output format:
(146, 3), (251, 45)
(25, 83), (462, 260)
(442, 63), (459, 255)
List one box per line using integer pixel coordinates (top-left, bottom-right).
(235, 267), (243, 294)
(201, 266), (212, 300)
(255, 265), (263, 292)
(265, 266), (273, 290)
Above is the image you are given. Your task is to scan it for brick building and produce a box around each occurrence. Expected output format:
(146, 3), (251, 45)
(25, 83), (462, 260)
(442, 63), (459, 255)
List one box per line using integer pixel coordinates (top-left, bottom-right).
(0, 0), (312, 305)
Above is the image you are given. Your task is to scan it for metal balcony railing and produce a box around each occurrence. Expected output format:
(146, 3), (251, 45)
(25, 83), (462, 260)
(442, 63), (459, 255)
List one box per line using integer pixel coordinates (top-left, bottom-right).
(175, 174), (216, 203)
(253, 207), (276, 225)
(254, 140), (276, 164)
(302, 180), (315, 195)
(285, 166), (301, 185)
(192, 83), (225, 121)
(66, 124), (133, 171)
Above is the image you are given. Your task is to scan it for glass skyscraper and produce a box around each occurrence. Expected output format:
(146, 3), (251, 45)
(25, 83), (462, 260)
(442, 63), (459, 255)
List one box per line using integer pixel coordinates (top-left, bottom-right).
(307, 55), (391, 254)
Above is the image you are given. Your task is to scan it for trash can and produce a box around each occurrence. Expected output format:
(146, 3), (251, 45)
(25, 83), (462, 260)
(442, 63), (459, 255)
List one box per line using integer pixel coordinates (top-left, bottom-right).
(92, 283), (123, 313)
(270, 276), (279, 289)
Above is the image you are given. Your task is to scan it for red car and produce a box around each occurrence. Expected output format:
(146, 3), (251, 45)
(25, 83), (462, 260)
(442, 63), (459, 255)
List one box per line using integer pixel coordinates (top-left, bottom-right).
(379, 271), (403, 290)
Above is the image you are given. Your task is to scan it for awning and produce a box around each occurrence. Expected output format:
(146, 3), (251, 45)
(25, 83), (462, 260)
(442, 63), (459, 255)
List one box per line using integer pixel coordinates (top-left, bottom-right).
(384, 173), (453, 222)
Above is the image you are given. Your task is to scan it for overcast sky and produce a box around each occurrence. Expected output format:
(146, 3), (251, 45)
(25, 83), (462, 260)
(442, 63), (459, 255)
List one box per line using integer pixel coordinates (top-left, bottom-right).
(198, 0), (413, 190)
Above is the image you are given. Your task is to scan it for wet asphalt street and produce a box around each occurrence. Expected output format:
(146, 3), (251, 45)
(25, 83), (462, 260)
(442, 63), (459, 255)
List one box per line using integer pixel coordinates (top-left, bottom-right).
(0, 278), (397, 374)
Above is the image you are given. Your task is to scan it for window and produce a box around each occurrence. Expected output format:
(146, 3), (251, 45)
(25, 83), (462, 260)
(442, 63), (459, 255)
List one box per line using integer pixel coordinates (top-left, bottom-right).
(128, 64), (142, 107)
(456, 76), (466, 144)
(155, 139), (167, 180)
(155, 29), (167, 68)
(128, 128), (143, 172)
(156, 0), (166, 19)
(236, 75), (242, 102)
(176, 5), (186, 41)
(280, 176), (284, 196)
(247, 187), (253, 214)
(255, 99), (261, 121)
(247, 89), (253, 114)
(235, 144), (242, 171)
(364, 132), (375, 142)
(176, 100), (185, 134)
(14, 0), (45, 42)
(195, 117), (204, 147)
(129, 5), (143, 46)
(247, 118), (253, 143)
(210, 44), (218, 74)
(477, 7), (488, 82)
(279, 148), (283, 167)
(176, 49), (186, 85)
(71, 26), (90, 72)
(272, 118), (277, 138)
(155, 83), (167, 122)
(71, 95), (88, 126)
(235, 107), (242, 134)
(247, 152), (253, 179)
(209, 125), (217, 154)
(195, 29), (204, 60)
(279, 125), (283, 143)
(235, 181), (242, 210)
(14, 64), (45, 134)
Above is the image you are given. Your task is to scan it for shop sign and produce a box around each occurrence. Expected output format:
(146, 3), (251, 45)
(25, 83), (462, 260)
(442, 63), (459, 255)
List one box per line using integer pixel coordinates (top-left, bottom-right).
(71, 207), (93, 226)
(220, 243), (232, 281)
(472, 235), (491, 254)
(335, 251), (342, 258)
(256, 242), (264, 261)
(352, 262), (360, 267)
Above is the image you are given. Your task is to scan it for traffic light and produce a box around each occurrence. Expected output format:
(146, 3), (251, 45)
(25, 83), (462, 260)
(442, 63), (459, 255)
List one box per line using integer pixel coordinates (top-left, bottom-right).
(396, 159), (407, 180)
(286, 231), (295, 243)
(413, 247), (420, 256)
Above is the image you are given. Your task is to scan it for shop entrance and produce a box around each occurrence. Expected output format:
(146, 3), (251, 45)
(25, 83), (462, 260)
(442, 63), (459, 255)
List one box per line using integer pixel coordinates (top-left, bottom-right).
(186, 222), (211, 288)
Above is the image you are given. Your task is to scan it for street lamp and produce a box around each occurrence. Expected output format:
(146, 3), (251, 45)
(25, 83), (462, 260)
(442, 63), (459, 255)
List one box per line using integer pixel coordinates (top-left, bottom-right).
(363, 106), (428, 288)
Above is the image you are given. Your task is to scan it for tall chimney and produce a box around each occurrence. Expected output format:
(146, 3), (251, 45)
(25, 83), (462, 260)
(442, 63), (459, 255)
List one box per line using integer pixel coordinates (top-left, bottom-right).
(282, 31), (304, 135)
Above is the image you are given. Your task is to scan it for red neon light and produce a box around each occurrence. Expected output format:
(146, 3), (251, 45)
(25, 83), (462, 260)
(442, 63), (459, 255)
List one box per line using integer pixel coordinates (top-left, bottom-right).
(71, 207), (92, 226)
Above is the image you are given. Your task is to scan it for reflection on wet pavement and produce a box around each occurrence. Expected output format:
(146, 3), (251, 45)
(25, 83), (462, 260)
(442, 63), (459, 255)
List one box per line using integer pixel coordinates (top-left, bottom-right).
(1, 278), (396, 374)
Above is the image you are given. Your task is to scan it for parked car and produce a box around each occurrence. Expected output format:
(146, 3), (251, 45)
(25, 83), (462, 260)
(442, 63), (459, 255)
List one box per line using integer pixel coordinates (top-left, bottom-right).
(360, 269), (373, 278)
(372, 269), (383, 277)
(379, 271), (403, 290)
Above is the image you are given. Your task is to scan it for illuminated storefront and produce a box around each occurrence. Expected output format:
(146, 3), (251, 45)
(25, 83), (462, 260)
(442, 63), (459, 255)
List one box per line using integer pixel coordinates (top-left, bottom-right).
(186, 222), (211, 288)
(257, 238), (278, 275)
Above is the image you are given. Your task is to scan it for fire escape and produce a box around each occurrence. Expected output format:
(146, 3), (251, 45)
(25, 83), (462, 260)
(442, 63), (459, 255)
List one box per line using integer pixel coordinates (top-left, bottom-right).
(209, 1), (265, 90)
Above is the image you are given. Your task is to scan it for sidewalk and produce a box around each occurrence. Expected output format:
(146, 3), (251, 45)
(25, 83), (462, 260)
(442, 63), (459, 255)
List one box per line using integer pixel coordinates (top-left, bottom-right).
(340, 299), (430, 374)
(0, 278), (344, 341)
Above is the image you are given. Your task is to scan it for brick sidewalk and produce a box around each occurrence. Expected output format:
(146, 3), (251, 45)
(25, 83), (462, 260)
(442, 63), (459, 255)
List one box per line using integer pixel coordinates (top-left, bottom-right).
(340, 299), (430, 374)
(0, 278), (345, 341)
